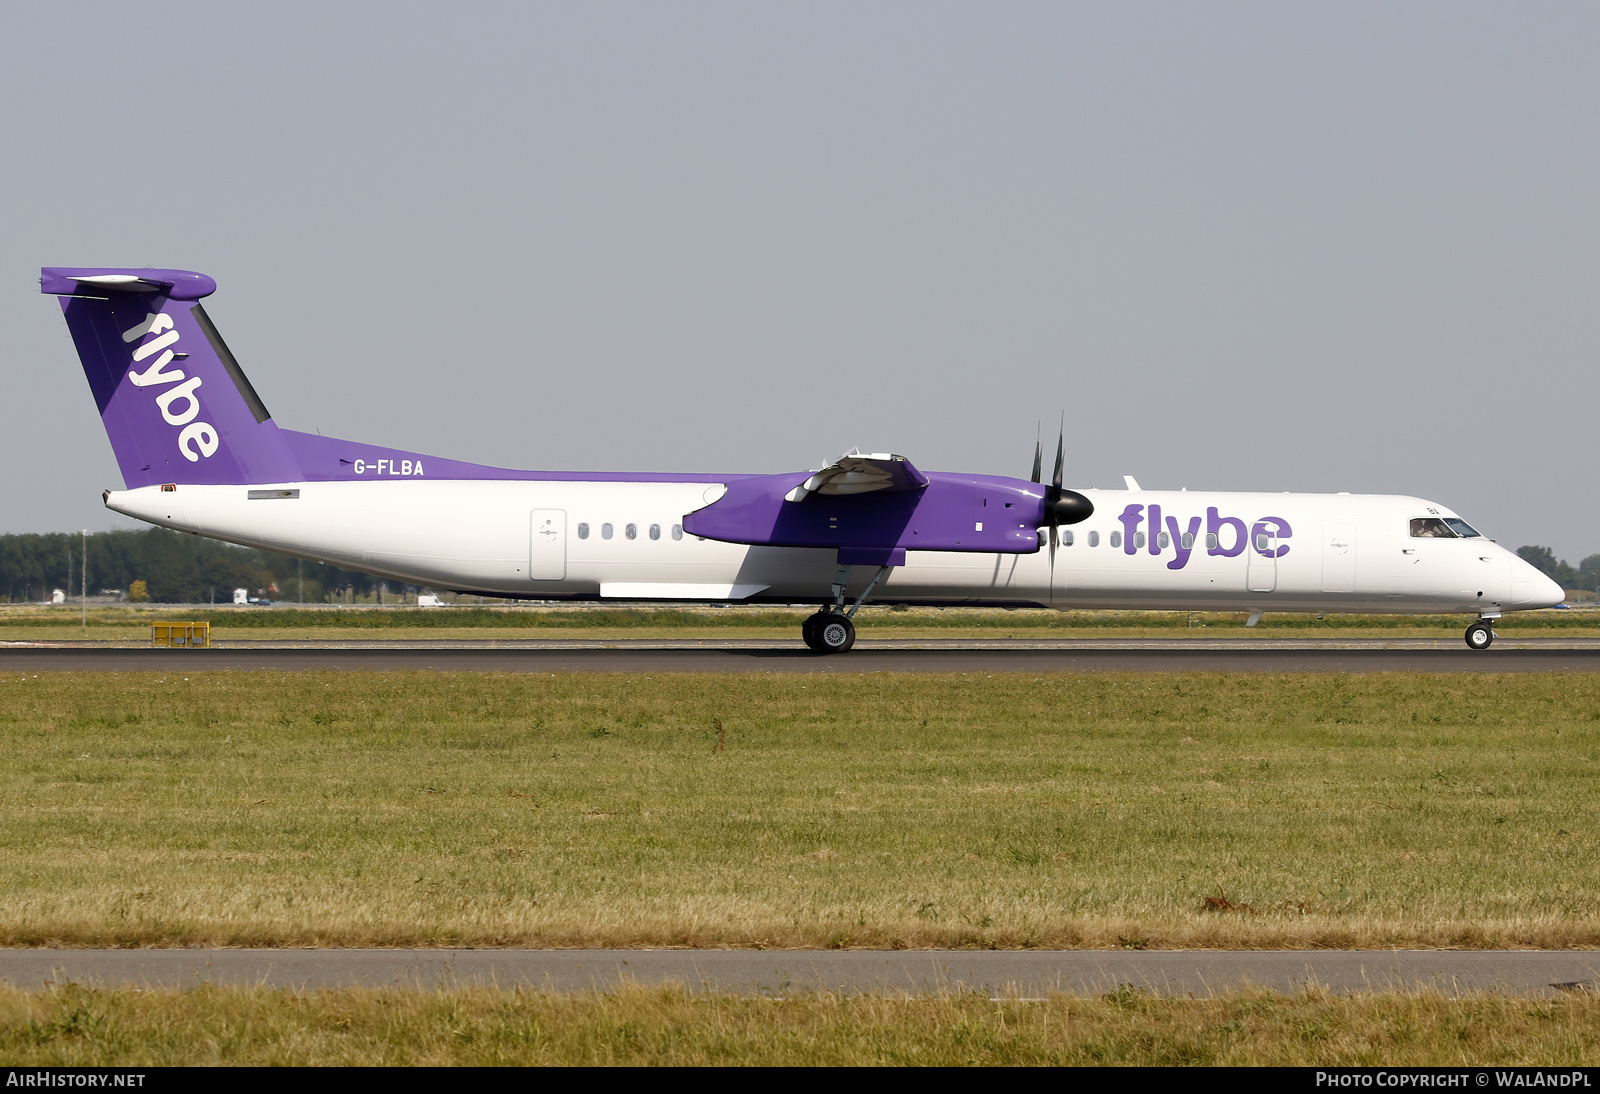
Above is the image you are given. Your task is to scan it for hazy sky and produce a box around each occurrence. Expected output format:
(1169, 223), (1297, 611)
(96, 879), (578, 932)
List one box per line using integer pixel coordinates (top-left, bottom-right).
(5, 3), (1597, 561)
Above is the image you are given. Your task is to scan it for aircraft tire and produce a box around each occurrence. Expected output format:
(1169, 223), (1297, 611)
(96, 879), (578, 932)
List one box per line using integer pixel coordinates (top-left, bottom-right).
(801, 611), (829, 652)
(816, 613), (855, 654)
(1465, 622), (1494, 650)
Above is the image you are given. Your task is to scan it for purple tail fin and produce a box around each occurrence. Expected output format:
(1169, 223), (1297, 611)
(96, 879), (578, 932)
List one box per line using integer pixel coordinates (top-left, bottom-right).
(42, 267), (302, 488)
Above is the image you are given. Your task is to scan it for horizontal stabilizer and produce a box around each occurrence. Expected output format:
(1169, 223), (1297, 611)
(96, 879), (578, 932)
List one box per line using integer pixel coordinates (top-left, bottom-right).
(42, 267), (218, 301)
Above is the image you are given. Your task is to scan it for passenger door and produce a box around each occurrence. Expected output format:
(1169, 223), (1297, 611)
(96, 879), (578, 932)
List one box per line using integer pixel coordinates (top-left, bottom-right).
(1247, 526), (1278, 593)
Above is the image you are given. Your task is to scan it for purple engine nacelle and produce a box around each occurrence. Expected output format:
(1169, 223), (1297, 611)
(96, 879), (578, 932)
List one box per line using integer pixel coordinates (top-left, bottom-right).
(683, 470), (1091, 563)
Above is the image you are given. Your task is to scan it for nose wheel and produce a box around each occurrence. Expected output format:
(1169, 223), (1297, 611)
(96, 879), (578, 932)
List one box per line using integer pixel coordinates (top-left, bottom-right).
(802, 611), (856, 653)
(1465, 621), (1494, 650)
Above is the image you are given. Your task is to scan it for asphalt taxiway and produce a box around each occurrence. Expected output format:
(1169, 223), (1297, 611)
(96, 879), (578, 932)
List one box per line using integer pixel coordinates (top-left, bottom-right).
(3, 638), (1600, 673)
(1, 949), (1595, 997)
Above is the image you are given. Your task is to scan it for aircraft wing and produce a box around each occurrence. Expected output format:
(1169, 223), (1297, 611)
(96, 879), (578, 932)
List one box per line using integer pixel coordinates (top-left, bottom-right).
(783, 449), (929, 502)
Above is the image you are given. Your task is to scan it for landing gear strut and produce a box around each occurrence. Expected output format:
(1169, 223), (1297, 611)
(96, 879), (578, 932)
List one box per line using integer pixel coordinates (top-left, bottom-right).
(1465, 620), (1494, 650)
(802, 563), (893, 653)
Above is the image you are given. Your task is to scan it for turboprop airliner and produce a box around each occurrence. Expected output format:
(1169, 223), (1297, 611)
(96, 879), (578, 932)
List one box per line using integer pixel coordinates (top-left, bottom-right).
(41, 266), (1563, 652)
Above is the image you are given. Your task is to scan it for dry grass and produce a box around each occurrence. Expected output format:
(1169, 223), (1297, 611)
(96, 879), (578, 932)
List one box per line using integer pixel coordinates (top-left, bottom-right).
(1, 671), (1598, 949)
(2, 982), (1597, 1065)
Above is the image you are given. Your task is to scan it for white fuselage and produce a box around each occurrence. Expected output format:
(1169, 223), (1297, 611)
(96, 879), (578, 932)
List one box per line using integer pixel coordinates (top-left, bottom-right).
(106, 480), (1564, 614)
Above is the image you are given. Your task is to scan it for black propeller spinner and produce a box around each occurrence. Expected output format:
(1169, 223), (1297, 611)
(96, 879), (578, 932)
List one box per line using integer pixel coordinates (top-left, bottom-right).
(1031, 422), (1094, 580)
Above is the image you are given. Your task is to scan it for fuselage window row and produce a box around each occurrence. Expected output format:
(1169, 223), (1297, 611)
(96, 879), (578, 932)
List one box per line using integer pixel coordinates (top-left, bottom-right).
(568, 522), (1257, 553)
(574, 522), (687, 542)
(548, 515), (1475, 552)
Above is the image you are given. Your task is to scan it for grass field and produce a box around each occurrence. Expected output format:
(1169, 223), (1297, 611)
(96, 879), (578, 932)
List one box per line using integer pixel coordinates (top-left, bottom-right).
(4, 983), (1598, 1065)
(3, 604), (1598, 643)
(2, 670), (1598, 950)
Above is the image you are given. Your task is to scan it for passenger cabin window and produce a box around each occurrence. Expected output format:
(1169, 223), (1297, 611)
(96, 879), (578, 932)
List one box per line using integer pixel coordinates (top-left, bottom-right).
(577, 522), (589, 540)
(601, 523), (614, 540)
(625, 523), (637, 540)
(1110, 531), (1122, 549)
(649, 523), (661, 541)
(1206, 533), (1218, 550)
(671, 524), (684, 541)
(1134, 532), (1146, 549)
(1157, 531), (1169, 549)
(1088, 531), (1099, 547)
(1063, 529), (1074, 547)
(1181, 532), (1194, 550)
(1409, 518), (1456, 539)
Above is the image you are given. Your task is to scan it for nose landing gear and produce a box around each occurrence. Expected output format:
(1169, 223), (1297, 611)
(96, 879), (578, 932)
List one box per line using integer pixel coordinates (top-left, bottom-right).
(1465, 620), (1494, 650)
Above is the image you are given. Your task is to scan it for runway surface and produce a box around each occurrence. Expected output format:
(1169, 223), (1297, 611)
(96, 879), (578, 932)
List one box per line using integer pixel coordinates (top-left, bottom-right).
(4, 640), (1600, 673)
(2, 949), (1595, 997)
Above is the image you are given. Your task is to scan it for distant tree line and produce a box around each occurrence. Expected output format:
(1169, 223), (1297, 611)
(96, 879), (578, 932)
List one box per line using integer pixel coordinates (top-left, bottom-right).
(1516, 546), (1600, 592)
(0, 529), (402, 604)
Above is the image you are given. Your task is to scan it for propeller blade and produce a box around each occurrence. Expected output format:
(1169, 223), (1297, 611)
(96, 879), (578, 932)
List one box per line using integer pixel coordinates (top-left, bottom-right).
(1047, 519), (1059, 602)
(1030, 439), (1042, 484)
(1045, 416), (1069, 605)
(1051, 423), (1064, 494)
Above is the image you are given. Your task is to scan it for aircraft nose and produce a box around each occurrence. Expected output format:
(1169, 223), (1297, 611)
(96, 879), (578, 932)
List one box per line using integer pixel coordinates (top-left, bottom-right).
(1508, 564), (1566, 609)
(1533, 571), (1566, 608)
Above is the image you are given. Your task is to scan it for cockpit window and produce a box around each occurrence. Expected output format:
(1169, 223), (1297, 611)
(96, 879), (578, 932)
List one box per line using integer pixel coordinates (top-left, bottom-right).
(1443, 518), (1482, 538)
(1409, 518), (1456, 538)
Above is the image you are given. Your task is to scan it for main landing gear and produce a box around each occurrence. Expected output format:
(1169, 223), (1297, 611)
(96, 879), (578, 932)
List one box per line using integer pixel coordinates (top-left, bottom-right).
(802, 611), (855, 653)
(1465, 619), (1495, 650)
(802, 563), (893, 653)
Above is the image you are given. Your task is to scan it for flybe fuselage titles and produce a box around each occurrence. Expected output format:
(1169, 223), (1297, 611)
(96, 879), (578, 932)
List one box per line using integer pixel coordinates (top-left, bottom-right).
(42, 265), (1563, 651)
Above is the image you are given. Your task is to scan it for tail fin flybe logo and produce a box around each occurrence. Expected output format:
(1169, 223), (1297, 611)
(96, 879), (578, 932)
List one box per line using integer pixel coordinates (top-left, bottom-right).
(123, 313), (219, 462)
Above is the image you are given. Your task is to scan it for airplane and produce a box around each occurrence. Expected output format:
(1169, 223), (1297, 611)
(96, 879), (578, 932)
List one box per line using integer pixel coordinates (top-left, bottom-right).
(41, 266), (1564, 652)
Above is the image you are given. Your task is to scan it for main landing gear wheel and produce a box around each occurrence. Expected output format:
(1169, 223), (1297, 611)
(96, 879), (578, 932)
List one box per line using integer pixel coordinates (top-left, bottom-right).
(818, 613), (855, 653)
(802, 611), (827, 650)
(802, 612), (855, 653)
(1465, 622), (1494, 650)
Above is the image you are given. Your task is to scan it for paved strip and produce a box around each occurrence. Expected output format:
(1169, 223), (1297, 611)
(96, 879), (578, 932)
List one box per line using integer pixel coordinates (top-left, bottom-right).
(3, 646), (1600, 673)
(12, 636), (1600, 651)
(1, 950), (1595, 998)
